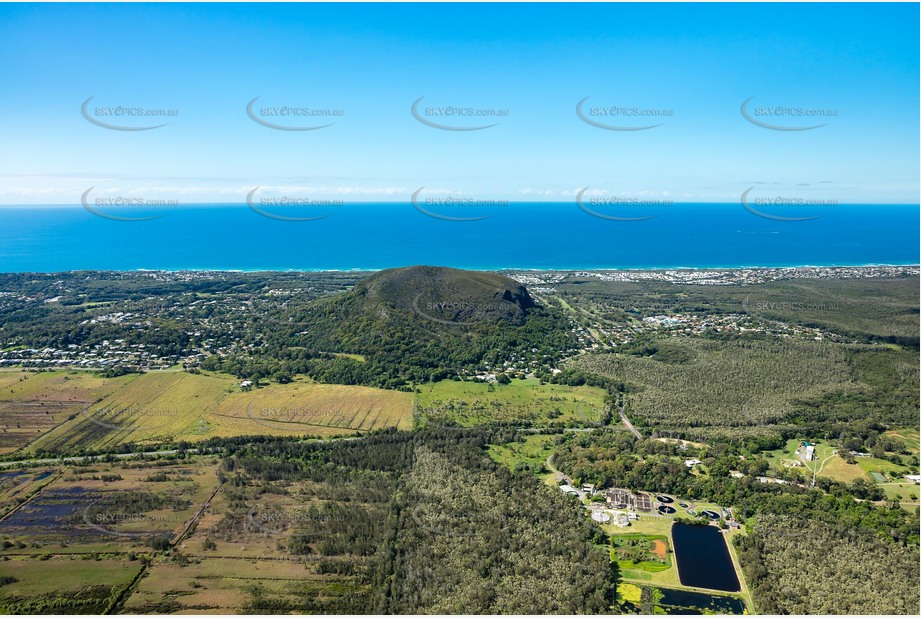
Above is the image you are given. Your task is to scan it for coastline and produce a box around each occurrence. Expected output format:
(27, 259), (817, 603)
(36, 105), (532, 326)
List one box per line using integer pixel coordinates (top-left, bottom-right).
(1, 263), (918, 275)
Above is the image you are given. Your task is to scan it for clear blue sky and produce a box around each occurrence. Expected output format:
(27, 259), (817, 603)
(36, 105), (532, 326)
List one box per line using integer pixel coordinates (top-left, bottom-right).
(0, 2), (918, 204)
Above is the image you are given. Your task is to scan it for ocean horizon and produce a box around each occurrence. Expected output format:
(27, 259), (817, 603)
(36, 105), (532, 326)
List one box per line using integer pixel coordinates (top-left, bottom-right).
(1, 203), (917, 273)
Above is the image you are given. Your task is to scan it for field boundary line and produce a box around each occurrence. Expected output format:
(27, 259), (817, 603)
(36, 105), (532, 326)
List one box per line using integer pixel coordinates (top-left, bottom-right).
(171, 476), (225, 547)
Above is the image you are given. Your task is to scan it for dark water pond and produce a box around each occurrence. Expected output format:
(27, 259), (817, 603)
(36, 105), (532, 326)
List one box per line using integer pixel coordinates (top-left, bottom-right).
(672, 523), (740, 592)
(0, 487), (100, 537)
(658, 587), (746, 614)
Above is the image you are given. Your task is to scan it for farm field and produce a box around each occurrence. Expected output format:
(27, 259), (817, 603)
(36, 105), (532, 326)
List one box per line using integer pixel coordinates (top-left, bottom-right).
(0, 370), (136, 404)
(210, 379), (413, 436)
(0, 401), (85, 454)
(26, 372), (234, 454)
(0, 371), (139, 455)
(0, 457), (222, 555)
(11, 370), (413, 454)
(0, 556), (143, 614)
(0, 456), (224, 613)
(415, 379), (607, 428)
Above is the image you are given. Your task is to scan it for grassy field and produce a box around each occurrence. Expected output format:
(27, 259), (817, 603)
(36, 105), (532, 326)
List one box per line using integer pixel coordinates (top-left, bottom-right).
(487, 434), (556, 473)
(415, 378), (607, 428)
(15, 370), (413, 453)
(0, 370), (136, 403)
(879, 482), (920, 508)
(0, 371), (139, 455)
(122, 558), (326, 614)
(0, 556), (143, 613)
(855, 455), (914, 478)
(884, 428), (920, 455)
(618, 581), (642, 605)
(817, 454), (870, 482)
(27, 371), (235, 453)
(212, 379), (412, 436)
(0, 402), (85, 454)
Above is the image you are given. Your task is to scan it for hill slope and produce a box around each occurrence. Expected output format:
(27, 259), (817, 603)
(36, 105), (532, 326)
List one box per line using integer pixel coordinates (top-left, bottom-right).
(261, 266), (575, 388)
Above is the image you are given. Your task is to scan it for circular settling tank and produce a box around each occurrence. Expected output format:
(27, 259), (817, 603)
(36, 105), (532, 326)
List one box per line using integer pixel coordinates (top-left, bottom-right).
(656, 494), (674, 504)
(657, 505), (677, 515)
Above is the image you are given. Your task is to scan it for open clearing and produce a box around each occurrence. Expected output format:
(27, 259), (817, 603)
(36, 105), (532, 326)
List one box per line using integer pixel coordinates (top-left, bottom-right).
(11, 370), (412, 453)
(416, 378), (607, 427)
(818, 454), (870, 482)
(487, 434), (556, 473)
(0, 556), (143, 613)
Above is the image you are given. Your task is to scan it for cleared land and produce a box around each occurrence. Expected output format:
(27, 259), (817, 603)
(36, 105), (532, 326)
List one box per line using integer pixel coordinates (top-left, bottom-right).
(487, 434), (557, 473)
(416, 378), (607, 428)
(0, 371), (137, 454)
(12, 370), (412, 454)
(0, 557), (143, 613)
(0, 457), (224, 613)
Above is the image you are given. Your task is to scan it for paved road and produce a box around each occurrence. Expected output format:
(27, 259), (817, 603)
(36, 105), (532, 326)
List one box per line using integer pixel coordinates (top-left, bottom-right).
(0, 448), (197, 468)
(0, 434), (364, 469)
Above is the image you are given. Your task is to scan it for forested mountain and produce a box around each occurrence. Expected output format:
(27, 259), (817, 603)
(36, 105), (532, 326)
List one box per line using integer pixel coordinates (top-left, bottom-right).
(219, 266), (577, 387)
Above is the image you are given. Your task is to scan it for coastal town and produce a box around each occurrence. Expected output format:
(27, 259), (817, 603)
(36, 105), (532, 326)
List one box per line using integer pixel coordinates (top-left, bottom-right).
(509, 264), (919, 288)
(0, 265), (913, 372)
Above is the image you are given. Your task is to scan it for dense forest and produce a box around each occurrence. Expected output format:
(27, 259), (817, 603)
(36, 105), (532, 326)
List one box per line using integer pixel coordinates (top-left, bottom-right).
(735, 514), (919, 614)
(572, 336), (919, 441)
(214, 429), (615, 613)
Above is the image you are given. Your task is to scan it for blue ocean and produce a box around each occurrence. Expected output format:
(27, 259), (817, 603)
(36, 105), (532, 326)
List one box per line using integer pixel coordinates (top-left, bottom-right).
(0, 203), (917, 272)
